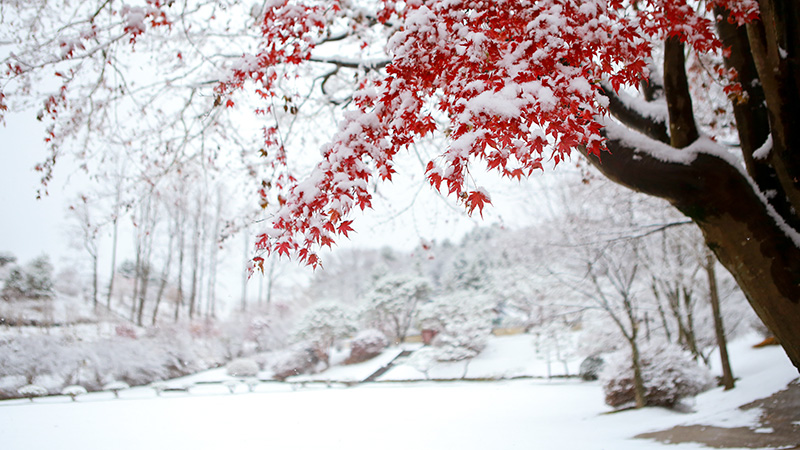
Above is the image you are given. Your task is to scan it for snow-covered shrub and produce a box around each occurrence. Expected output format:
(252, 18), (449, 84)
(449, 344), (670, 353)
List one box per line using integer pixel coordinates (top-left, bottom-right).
(600, 341), (714, 408)
(293, 302), (356, 367)
(226, 358), (260, 378)
(407, 347), (437, 380)
(61, 385), (87, 401)
(223, 379), (239, 394)
(417, 293), (494, 361)
(272, 346), (320, 380)
(17, 384), (48, 401)
(346, 329), (388, 364)
(103, 381), (130, 398)
(579, 356), (604, 381)
(149, 381), (168, 396)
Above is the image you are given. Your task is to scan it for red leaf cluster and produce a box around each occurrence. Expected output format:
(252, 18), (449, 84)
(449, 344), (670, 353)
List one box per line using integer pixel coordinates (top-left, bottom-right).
(217, 0), (758, 266)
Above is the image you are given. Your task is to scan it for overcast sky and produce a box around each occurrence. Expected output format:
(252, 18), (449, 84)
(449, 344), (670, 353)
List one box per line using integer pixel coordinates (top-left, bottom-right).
(0, 110), (82, 265)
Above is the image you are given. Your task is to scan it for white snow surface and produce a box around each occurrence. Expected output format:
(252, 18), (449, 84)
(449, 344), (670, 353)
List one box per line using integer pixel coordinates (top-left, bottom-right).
(0, 334), (796, 450)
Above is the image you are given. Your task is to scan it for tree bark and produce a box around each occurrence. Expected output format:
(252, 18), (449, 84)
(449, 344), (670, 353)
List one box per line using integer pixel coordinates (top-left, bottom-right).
(583, 128), (800, 371)
(589, 8), (800, 371)
(705, 251), (735, 390)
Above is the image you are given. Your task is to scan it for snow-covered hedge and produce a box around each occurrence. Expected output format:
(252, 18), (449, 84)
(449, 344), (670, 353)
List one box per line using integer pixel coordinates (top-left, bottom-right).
(226, 358), (260, 378)
(600, 341), (714, 408)
(272, 346), (320, 380)
(0, 325), (230, 399)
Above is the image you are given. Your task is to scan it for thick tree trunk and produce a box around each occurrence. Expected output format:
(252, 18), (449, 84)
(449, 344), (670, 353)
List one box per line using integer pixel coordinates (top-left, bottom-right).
(584, 129), (800, 371)
(590, 5), (800, 371)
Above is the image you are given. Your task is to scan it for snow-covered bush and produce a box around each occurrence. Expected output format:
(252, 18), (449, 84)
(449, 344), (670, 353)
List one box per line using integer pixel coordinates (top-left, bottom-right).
(61, 385), (87, 401)
(346, 329), (388, 364)
(103, 381), (130, 398)
(293, 302), (356, 367)
(226, 358), (260, 378)
(600, 341), (714, 408)
(272, 346), (320, 380)
(17, 384), (48, 401)
(417, 293), (494, 361)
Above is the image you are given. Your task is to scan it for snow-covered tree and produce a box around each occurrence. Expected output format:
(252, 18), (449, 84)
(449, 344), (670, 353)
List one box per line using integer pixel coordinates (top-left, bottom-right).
(361, 273), (431, 344)
(293, 302), (356, 368)
(417, 293), (495, 362)
(25, 256), (55, 300)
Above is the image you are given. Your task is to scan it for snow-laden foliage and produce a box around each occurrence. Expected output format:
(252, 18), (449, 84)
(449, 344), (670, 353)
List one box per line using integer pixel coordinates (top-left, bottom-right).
(600, 341), (714, 408)
(226, 358), (260, 378)
(360, 273), (431, 344)
(417, 293), (495, 361)
(346, 328), (389, 364)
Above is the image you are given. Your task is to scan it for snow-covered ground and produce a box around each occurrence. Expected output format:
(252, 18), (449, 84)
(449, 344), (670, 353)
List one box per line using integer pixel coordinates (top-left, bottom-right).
(0, 335), (796, 450)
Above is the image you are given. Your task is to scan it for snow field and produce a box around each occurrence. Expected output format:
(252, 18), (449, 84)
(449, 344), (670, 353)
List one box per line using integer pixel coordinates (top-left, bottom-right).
(0, 334), (797, 450)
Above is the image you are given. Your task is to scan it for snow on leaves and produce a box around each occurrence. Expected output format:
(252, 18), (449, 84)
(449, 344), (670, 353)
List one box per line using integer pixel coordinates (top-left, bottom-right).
(230, 0), (758, 266)
(3, 0), (760, 267)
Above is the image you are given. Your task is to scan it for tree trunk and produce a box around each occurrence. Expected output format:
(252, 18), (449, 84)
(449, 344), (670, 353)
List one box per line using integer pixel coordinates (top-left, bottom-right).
(106, 218), (119, 310)
(152, 227), (175, 326)
(705, 251), (735, 390)
(91, 253), (98, 311)
(587, 4), (800, 371)
(629, 336), (647, 409)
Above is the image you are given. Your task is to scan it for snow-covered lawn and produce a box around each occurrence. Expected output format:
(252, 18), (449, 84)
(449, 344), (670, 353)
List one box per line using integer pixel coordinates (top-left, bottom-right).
(0, 336), (796, 450)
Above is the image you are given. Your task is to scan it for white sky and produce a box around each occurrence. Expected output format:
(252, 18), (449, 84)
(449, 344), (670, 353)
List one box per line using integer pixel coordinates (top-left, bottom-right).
(0, 111), (81, 265)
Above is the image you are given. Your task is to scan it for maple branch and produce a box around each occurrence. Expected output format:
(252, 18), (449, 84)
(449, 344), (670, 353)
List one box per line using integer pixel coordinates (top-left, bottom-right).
(663, 36), (699, 148)
(307, 56), (389, 70)
(599, 83), (670, 144)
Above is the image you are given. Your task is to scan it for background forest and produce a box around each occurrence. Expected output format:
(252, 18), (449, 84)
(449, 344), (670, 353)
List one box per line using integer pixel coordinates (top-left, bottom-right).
(0, 167), (760, 409)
